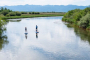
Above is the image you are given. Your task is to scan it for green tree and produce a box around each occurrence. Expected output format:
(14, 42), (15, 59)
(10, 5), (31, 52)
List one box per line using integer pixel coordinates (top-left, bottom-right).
(9, 12), (16, 16)
(6, 14), (10, 17)
(32, 12), (35, 14)
(78, 14), (90, 28)
(29, 12), (31, 14)
(21, 12), (27, 14)
(2, 10), (9, 16)
(16, 12), (21, 16)
(5, 8), (7, 10)
(0, 7), (4, 11)
(35, 12), (40, 14)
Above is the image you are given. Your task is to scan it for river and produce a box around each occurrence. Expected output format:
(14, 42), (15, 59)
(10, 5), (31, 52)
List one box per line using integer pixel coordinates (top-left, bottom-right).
(0, 16), (90, 60)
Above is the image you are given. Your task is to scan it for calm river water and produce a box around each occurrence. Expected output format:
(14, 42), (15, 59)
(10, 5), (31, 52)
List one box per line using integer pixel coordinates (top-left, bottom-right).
(0, 16), (90, 60)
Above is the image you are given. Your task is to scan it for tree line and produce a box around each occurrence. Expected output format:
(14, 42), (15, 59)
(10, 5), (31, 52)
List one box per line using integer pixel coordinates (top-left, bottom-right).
(0, 7), (40, 17)
(62, 7), (90, 30)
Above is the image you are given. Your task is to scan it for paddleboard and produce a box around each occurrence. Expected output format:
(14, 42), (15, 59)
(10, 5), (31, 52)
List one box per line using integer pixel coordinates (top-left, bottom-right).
(24, 33), (28, 35)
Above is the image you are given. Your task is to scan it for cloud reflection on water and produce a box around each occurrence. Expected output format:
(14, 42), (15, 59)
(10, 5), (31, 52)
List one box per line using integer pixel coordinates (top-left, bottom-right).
(0, 17), (90, 60)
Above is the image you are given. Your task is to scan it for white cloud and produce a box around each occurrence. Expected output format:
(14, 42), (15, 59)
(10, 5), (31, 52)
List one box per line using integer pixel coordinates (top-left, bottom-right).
(0, 0), (89, 6)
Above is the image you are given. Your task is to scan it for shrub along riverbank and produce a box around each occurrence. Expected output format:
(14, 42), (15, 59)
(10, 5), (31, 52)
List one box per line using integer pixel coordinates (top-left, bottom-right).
(62, 7), (90, 30)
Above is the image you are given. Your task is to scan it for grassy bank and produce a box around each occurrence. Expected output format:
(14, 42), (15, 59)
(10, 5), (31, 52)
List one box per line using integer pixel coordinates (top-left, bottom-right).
(1, 13), (64, 19)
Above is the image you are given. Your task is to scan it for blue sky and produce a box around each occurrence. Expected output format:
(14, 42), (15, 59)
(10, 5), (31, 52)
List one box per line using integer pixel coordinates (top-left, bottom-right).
(0, 0), (89, 6)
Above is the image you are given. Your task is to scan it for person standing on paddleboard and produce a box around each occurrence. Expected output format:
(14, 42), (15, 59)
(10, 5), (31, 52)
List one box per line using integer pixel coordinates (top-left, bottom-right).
(25, 27), (27, 32)
(36, 25), (38, 32)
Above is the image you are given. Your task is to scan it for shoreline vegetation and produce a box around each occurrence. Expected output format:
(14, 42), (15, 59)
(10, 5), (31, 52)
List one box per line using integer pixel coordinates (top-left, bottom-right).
(0, 7), (65, 20)
(62, 7), (90, 30)
(1, 14), (64, 19)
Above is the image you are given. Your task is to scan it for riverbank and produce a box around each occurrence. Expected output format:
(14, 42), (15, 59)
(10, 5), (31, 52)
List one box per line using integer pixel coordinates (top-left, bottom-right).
(62, 7), (90, 30)
(1, 13), (65, 19)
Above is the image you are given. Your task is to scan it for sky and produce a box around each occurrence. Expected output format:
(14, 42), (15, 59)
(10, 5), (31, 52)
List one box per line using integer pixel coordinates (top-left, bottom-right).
(0, 0), (90, 6)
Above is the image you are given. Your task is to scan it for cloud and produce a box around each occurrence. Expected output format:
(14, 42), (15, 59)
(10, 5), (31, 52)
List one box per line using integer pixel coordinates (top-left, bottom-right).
(0, 0), (89, 6)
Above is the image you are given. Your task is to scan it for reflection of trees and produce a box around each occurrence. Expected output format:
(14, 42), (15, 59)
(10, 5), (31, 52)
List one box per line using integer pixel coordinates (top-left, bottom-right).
(0, 20), (9, 50)
(74, 27), (90, 44)
(67, 23), (90, 45)
(9, 20), (21, 22)
(0, 19), (21, 50)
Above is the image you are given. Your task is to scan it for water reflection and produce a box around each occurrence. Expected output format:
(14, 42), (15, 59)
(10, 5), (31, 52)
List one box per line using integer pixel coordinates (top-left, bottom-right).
(25, 34), (28, 39)
(36, 33), (38, 38)
(66, 23), (90, 45)
(0, 20), (9, 50)
(0, 35), (8, 50)
(8, 20), (21, 22)
(0, 17), (90, 60)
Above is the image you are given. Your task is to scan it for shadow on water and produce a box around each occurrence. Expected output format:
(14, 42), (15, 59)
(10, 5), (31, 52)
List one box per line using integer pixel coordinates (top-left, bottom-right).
(0, 20), (9, 50)
(66, 23), (90, 45)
